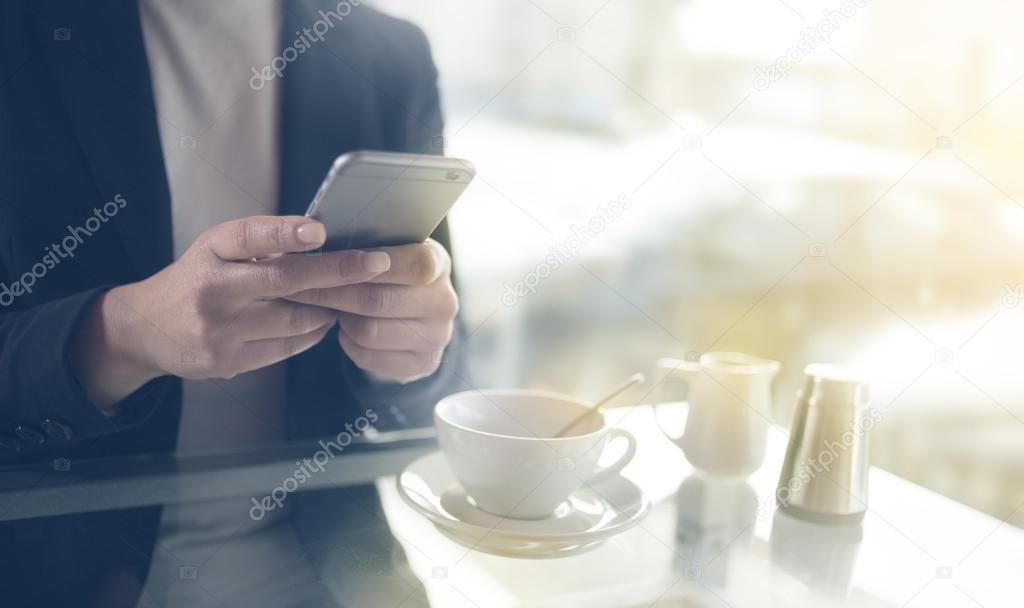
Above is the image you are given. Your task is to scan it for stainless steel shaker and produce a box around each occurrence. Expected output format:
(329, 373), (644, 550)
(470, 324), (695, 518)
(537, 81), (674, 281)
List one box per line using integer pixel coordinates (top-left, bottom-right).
(776, 364), (873, 524)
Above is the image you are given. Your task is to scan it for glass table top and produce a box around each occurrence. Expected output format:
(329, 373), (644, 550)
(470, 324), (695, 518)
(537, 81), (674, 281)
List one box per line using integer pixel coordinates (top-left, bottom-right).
(1, 404), (1020, 608)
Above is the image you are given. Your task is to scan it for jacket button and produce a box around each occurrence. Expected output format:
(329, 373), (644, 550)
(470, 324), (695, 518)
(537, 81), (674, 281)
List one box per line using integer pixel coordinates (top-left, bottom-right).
(14, 425), (45, 446)
(42, 418), (73, 442)
(0, 435), (22, 452)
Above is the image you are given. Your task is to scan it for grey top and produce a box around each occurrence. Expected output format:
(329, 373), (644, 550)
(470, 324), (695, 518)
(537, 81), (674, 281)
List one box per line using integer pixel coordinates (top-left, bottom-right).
(139, 3), (324, 605)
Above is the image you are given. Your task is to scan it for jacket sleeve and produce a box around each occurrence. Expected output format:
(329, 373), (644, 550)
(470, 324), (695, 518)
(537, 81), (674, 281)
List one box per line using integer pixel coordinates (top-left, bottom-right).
(0, 285), (172, 445)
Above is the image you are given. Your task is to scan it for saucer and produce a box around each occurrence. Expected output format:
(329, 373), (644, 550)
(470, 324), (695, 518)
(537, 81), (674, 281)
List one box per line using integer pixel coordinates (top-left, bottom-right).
(397, 451), (650, 558)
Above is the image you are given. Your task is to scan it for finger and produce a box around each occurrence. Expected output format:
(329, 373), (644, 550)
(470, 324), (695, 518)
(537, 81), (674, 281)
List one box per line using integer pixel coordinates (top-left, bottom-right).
(234, 323), (333, 373)
(284, 282), (458, 319)
(338, 330), (443, 384)
(227, 300), (337, 341)
(205, 216), (327, 260)
(223, 248), (391, 299)
(363, 240), (449, 286)
(338, 313), (453, 352)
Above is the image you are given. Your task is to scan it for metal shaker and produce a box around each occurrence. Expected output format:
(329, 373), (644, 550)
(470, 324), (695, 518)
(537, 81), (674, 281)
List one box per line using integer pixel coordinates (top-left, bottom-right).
(776, 364), (873, 524)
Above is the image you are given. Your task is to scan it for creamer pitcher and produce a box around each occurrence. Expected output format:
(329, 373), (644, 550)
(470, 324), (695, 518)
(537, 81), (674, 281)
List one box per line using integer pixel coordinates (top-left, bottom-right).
(655, 352), (781, 477)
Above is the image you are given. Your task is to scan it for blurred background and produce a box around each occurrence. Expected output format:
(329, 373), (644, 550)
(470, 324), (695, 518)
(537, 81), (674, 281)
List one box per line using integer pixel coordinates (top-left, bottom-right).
(372, 0), (1024, 528)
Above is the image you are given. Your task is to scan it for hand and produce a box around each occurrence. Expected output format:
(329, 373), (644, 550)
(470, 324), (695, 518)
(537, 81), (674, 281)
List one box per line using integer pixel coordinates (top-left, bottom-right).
(285, 239), (458, 384)
(73, 216), (392, 409)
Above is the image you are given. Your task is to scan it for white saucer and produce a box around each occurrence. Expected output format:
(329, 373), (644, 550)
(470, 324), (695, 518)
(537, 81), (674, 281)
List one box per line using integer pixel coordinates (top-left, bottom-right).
(397, 451), (651, 558)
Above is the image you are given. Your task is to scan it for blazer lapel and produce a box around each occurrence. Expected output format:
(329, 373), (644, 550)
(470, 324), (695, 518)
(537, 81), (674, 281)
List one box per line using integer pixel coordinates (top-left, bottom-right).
(43, 0), (172, 279)
(279, 0), (382, 216)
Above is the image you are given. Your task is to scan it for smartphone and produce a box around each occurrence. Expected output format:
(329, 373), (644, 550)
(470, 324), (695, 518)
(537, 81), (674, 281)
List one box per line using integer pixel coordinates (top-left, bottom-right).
(304, 150), (475, 250)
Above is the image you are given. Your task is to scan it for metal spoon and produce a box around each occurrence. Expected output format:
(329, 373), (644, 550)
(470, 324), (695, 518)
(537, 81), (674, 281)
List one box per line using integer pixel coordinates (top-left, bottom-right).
(554, 373), (646, 437)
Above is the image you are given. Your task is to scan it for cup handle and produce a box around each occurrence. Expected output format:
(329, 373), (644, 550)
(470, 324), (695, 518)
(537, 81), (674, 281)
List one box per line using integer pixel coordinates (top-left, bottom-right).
(587, 428), (637, 484)
(653, 357), (697, 443)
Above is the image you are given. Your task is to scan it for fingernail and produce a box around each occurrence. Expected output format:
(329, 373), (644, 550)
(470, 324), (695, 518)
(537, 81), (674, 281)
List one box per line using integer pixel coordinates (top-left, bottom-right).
(363, 251), (391, 273)
(296, 222), (325, 245)
(429, 244), (445, 282)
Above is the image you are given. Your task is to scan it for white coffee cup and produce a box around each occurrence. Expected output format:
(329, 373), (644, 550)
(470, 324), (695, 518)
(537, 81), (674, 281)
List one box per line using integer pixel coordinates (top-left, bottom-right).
(434, 389), (637, 520)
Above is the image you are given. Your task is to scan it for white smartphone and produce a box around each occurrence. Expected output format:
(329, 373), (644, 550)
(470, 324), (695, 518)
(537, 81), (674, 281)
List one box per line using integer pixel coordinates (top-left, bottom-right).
(304, 150), (475, 250)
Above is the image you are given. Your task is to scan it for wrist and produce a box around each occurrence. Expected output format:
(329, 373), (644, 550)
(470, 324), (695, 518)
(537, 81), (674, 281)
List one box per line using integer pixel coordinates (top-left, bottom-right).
(72, 284), (161, 413)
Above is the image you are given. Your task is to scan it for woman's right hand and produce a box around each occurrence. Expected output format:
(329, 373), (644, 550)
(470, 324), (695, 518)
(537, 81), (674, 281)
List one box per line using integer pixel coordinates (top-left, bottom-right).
(72, 215), (392, 411)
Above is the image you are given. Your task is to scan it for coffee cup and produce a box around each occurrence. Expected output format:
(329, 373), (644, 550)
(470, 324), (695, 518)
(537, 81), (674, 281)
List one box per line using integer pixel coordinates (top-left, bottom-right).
(434, 389), (637, 520)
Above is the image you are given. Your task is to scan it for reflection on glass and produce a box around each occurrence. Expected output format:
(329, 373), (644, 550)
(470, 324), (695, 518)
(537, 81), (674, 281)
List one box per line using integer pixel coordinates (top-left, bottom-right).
(672, 474), (756, 588)
(770, 510), (864, 599)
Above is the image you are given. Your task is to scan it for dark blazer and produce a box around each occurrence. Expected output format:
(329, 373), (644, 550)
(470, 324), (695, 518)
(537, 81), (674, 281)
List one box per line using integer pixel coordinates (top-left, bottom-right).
(0, 1), (464, 605)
